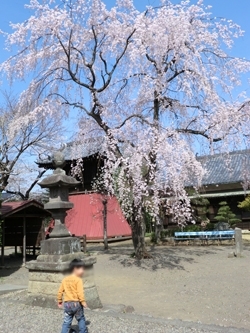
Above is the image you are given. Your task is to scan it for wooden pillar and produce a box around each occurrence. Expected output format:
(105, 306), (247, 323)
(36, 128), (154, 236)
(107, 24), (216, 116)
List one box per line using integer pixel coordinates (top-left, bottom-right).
(15, 245), (17, 256)
(82, 235), (87, 253)
(103, 198), (108, 250)
(1, 220), (5, 267)
(23, 216), (26, 265)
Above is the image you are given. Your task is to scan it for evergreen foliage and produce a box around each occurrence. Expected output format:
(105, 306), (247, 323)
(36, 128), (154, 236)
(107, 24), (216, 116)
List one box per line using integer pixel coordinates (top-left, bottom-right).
(214, 201), (240, 225)
(238, 195), (250, 211)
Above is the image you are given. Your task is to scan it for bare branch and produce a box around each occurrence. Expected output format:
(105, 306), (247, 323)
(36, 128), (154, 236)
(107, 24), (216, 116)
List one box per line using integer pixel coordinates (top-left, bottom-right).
(24, 169), (47, 200)
(177, 128), (222, 142)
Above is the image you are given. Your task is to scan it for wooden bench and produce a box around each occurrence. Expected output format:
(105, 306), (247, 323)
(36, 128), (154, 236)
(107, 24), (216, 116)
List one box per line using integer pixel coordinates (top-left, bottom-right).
(174, 230), (235, 245)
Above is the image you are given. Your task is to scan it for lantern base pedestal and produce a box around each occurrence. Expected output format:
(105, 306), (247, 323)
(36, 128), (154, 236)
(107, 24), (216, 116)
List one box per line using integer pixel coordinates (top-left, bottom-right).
(26, 237), (102, 309)
(49, 223), (71, 238)
(40, 236), (82, 255)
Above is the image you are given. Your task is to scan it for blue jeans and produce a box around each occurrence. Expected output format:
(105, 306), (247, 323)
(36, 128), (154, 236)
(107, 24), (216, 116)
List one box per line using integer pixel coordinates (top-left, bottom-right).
(61, 302), (87, 333)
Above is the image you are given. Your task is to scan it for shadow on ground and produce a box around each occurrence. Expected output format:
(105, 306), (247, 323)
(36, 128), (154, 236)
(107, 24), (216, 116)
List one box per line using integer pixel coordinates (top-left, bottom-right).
(96, 244), (224, 271)
(0, 255), (35, 280)
(89, 239), (250, 271)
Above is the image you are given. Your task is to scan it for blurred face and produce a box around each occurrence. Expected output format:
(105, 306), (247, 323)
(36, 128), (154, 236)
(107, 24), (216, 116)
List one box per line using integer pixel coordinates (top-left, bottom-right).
(74, 266), (84, 277)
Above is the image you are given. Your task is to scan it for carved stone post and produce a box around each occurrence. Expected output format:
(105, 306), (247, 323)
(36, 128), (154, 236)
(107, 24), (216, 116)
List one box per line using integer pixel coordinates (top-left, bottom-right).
(235, 228), (243, 258)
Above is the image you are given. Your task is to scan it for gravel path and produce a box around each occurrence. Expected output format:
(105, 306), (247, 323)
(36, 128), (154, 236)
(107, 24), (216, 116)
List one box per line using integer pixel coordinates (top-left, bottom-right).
(92, 243), (250, 330)
(1, 242), (250, 331)
(0, 293), (249, 333)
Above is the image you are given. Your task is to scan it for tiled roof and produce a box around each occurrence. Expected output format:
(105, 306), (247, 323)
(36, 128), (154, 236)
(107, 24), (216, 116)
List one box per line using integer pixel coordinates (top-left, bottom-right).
(197, 150), (250, 186)
(1, 200), (48, 217)
(37, 137), (104, 165)
(1, 193), (13, 201)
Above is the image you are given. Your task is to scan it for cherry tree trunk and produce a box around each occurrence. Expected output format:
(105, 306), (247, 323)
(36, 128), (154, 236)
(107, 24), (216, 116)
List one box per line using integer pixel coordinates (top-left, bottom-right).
(103, 199), (108, 250)
(131, 217), (148, 260)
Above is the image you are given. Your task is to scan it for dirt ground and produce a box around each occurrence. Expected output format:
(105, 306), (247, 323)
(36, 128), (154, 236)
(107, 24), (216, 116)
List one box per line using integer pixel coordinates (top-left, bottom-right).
(1, 241), (250, 330)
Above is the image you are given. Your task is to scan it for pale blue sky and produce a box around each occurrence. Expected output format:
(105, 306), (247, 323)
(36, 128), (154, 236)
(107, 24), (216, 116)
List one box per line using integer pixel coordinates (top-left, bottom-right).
(0, 0), (249, 87)
(1, 0), (249, 60)
(0, 0), (249, 118)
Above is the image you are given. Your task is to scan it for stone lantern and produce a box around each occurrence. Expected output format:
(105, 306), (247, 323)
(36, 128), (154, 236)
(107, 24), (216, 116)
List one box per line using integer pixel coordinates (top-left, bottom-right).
(26, 151), (102, 309)
(39, 151), (79, 238)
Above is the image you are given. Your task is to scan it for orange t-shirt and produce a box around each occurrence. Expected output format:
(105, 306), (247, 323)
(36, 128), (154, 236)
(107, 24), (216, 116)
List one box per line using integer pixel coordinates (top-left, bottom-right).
(57, 275), (85, 305)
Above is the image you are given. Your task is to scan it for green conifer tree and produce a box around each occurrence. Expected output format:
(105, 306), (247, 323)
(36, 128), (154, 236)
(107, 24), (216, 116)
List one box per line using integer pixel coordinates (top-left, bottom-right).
(214, 201), (240, 226)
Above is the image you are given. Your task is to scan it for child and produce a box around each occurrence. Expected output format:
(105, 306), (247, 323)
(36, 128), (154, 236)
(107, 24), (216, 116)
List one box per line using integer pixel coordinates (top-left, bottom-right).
(58, 259), (88, 333)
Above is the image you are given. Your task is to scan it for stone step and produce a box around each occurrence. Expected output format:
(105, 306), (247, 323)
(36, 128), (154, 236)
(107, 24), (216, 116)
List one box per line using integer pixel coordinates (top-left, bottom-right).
(0, 284), (27, 295)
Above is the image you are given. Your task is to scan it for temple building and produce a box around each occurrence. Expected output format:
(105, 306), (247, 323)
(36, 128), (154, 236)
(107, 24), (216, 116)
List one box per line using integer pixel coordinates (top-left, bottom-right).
(37, 139), (132, 240)
(37, 137), (104, 192)
(38, 143), (250, 231)
(188, 150), (250, 229)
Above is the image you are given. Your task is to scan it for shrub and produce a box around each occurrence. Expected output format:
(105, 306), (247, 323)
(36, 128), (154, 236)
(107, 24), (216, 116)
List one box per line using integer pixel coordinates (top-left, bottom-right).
(150, 232), (157, 243)
(183, 225), (201, 232)
(205, 223), (214, 231)
(215, 201), (241, 226)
